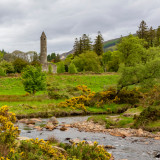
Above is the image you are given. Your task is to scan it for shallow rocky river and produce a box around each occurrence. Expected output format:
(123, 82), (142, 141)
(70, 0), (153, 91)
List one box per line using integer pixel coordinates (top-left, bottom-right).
(18, 116), (160, 160)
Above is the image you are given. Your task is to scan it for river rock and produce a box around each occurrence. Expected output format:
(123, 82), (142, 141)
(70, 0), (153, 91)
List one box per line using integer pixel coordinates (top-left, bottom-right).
(86, 141), (94, 145)
(137, 128), (144, 136)
(60, 125), (68, 131)
(52, 146), (66, 154)
(154, 137), (160, 140)
(45, 122), (56, 131)
(34, 126), (43, 131)
(30, 118), (42, 122)
(28, 124), (34, 128)
(19, 118), (28, 123)
(155, 151), (160, 158)
(17, 136), (30, 140)
(48, 116), (58, 124)
(105, 145), (116, 149)
(69, 138), (81, 144)
(26, 119), (36, 125)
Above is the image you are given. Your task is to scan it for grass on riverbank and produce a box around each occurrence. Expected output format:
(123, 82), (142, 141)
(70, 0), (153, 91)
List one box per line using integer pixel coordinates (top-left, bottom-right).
(87, 107), (144, 129)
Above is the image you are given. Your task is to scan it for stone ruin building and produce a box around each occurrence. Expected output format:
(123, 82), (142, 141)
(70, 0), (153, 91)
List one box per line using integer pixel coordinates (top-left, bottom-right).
(40, 31), (57, 73)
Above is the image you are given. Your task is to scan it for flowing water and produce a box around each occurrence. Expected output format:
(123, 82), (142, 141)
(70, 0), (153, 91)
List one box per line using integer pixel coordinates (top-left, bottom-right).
(18, 116), (160, 160)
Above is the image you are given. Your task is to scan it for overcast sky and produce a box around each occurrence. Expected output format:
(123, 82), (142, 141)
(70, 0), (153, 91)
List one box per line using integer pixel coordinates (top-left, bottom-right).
(0, 0), (160, 54)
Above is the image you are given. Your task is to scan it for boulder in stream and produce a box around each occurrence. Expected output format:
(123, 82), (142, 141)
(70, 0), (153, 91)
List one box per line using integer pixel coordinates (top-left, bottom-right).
(48, 116), (58, 124)
(60, 125), (68, 131)
(69, 138), (81, 144)
(45, 122), (57, 131)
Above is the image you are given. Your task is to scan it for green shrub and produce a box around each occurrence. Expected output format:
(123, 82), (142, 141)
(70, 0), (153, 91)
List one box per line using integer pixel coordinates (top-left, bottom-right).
(73, 51), (102, 73)
(0, 67), (6, 76)
(68, 62), (77, 74)
(13, 58), (29, 73)
(133, 106), (160, 129)
(57, 62), (65, 73)
(48, 90), (68, 99)
(67, 141), (111, 160)
(21, 65), (46, 94)
(17, 139), (66, 160)
(47, 86), (68, 99)
(48, 64), (53, 74)
(117, 88), (141, 104)
(0, 60), (14, 73)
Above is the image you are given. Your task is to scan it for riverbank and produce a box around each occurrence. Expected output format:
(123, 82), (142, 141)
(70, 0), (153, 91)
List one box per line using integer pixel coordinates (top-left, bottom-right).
(70, 120), (160, 139)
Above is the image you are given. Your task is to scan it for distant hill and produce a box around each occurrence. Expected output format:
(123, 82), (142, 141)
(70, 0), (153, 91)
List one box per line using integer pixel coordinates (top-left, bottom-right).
(60, 37), (121, 60)
(103, 38), (120, 52)
(60, 49), (74, 60)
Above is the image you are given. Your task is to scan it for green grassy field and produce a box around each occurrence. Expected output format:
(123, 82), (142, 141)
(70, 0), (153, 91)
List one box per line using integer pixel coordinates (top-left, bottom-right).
(0, 73), (120, 115)
(0, 74), (119, 95)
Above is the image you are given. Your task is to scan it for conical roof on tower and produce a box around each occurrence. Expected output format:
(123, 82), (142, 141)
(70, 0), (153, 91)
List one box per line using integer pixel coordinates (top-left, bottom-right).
(41, 31), (46, 37)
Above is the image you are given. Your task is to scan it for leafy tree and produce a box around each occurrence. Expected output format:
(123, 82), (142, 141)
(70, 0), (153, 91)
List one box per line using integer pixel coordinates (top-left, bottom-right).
(102, 51), (112, 72)
(73, 51), (102, 73)
(107, 51), (121, 72)
(0, 67), (6, 76)
(93, 31), (104, 56)
(47, 53), (56, 61)
(68, 62), (77, 74)
(47, 53), (60, 63)
(0, 60), (14, 73)
(117, 35), (160, 90)
(0, 51), (3, 61)
(117, 34), (146, 66)
(118, 59), (160, 90)
(3, 53), (16, 62)
(57, 62), (65, 73)
(13, 58), (29, 73)
(54, 54), (60, 63)
(21, 65), (46, 94)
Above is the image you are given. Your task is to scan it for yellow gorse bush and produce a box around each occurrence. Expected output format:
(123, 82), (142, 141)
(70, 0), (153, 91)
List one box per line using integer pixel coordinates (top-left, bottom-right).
(26, 138), (66, 159)
(58, 85), (95, 111)
(0, 105), (67, 160)
(68, 140), (111, 160)
(0, 105), (19, 159)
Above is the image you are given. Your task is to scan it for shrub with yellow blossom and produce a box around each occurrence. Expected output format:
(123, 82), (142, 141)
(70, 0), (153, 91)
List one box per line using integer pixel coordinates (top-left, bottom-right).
(58, 85), (95, 111)
(0, 105), (19, 159)
(0, 106), (68, 160)
(67, 141), (111, 160)
(17, 138), (67, 160)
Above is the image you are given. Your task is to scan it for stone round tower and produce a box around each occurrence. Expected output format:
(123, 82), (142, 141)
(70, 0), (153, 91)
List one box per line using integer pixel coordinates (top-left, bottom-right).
(40, 31), (47, 63)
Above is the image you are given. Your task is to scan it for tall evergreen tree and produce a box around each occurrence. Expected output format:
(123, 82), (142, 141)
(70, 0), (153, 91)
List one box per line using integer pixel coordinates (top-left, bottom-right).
(93, 31), (104, 56)
(148, 27), (155, 47)
(155, 26), (160, 46)
(137, 20), (148, 40)
(81, 34), (92, 51)
(73, 38), (80, 56)
(73, 34), (92, 56)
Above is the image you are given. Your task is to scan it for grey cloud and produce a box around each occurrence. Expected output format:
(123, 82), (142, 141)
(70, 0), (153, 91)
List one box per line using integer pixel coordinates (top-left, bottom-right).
(0, 0), (160, 54)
